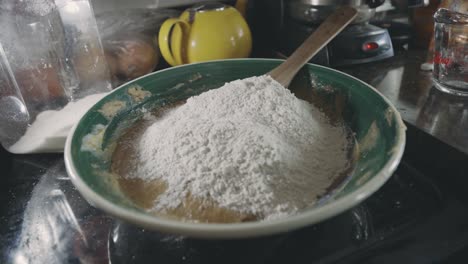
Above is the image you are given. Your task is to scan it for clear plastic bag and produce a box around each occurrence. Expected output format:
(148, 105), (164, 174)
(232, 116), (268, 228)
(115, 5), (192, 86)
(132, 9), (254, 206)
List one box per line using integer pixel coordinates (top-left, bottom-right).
(0, 0), (112, 153)
(96, 8), (180, 86)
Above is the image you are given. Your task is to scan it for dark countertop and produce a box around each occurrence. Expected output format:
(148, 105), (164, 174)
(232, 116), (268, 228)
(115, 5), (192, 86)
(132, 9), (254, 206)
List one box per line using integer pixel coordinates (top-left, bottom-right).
(2, 49), (468, 263)
(338, 49), (468, 155)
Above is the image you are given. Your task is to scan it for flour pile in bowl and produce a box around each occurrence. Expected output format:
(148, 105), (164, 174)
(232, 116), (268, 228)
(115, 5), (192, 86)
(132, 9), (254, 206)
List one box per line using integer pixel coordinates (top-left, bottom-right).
(133, 75), (350, 220)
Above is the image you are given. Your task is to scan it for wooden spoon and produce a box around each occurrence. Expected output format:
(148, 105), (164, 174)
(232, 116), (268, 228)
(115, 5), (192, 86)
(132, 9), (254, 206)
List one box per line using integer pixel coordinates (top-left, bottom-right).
(268, 6), (358, 87)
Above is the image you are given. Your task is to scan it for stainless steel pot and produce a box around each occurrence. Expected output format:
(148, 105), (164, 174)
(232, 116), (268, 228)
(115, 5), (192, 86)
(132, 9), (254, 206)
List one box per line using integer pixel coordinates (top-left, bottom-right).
(287, 0), (385, 24)
(292, 0), (366, 5)
(290, 0), (386, 8)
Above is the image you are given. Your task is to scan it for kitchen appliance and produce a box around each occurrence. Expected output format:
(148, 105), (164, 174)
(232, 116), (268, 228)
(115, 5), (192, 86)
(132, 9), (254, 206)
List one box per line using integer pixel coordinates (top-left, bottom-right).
(253, 0), (395, 66)
(268, 6), (358, 87)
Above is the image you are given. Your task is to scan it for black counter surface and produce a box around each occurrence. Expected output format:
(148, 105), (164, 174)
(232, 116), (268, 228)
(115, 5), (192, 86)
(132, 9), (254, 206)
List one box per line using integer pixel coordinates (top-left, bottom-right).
(2, 49), (468, 263)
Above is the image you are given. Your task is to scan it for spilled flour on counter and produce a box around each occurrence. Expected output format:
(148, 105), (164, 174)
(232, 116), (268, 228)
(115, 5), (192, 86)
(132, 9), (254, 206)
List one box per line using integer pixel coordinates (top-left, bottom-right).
(9, 93), (107, 154)
(135, 75), (350, 220)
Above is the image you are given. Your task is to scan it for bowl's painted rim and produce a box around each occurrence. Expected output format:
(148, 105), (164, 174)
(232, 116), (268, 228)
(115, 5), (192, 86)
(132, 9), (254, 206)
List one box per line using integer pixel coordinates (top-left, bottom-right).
(64, 58), (406, 238)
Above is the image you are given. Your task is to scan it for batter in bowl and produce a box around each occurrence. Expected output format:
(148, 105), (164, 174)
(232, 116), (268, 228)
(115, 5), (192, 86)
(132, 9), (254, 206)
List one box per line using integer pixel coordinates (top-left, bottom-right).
(111, 75), (354, 223)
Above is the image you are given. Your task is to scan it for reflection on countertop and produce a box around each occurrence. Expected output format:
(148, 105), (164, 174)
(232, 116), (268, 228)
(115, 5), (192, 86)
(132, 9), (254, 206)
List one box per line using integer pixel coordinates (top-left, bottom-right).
(3, 159), (112, 264)
(339, 49), (468, 155)
(3, 146), (464, 264)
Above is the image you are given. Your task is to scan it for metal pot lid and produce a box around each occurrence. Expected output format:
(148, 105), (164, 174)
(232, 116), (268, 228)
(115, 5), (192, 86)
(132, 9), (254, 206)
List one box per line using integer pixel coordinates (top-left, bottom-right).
(187, 3), (228, 13)
(186, 3), (230, 23)
(286, 3), (375, 24)
(290, 0), (365, 6)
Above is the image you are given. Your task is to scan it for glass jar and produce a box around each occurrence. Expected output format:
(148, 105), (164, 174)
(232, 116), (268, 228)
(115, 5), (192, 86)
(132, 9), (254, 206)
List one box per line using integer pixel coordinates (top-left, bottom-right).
(432, 8), (468, 96)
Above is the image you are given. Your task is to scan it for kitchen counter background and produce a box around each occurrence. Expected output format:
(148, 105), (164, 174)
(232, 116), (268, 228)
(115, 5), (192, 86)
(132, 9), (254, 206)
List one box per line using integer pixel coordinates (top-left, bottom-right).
(338, 49), (468, 155)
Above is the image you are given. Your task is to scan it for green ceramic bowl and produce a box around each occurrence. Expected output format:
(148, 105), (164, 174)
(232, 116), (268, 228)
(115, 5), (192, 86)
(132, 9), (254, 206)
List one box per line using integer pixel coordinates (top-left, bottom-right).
(64, 59), (406, 238)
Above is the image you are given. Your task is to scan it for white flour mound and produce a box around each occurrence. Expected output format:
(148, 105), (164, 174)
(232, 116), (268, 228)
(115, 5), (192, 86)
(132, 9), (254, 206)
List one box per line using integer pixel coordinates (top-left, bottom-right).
(9, 93), (107, 154)
(136, 75), (349, 220)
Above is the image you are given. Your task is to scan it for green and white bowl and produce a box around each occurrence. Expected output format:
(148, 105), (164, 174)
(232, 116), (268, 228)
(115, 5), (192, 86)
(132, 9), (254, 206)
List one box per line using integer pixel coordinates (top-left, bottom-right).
(64, 59), (406, 238)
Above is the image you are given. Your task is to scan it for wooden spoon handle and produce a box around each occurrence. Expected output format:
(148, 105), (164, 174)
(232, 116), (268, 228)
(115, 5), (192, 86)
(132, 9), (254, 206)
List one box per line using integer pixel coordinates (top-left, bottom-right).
(268, 6), (358, 87)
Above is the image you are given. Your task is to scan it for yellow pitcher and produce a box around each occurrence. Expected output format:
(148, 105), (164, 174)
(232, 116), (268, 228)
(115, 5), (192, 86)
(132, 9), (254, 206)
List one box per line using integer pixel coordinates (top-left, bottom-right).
(158, 3), (252, 66)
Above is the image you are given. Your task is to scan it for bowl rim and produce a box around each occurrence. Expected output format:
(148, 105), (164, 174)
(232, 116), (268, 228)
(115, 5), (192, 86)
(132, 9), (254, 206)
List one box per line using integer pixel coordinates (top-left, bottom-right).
(64, 58), (406, 238)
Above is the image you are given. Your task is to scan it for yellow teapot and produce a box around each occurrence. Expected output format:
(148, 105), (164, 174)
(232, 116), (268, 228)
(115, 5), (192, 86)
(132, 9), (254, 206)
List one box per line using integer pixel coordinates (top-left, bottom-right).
(158, 3), (252, 66)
